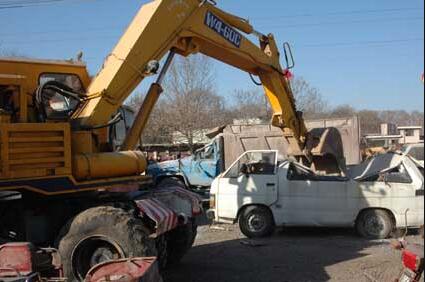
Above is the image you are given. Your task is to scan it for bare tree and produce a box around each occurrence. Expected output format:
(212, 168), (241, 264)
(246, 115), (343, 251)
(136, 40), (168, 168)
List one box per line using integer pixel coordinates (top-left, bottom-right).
(230, 77), (328, 123)
(0, 47), (26, 58)
(162, 55), (229, 151)
(358, 110), (383, 135)
(290, 77), (328, 119)
(127, 94), (173, 145)
(328, 105), (357, 118)
(231, 89), (271, 124)
(410, 111), (425, 130)
(128, 55), (232, 150)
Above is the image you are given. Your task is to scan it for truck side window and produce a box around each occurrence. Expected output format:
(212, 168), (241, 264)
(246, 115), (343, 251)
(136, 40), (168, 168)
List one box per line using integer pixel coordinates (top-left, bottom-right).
(199, 146), (214, 160)
(225, 152), (276, 178)
(287, 163), (316, 181)
(247, 152), (276, 175)
(384, 165), (413, 184)
(362, 165), (413, 184)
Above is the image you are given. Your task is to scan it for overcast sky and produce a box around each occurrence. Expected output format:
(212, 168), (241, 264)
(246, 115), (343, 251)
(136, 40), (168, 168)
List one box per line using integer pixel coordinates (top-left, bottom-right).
(1, 0), (424, 111)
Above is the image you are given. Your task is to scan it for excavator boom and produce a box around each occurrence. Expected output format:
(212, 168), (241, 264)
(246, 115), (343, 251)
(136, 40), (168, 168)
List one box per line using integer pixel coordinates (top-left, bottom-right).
(72, 0), (344, 173)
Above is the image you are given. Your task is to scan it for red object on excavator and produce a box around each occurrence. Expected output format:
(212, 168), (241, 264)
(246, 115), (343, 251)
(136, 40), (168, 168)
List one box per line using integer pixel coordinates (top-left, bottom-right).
(0, 243), (34, 277)
(0, 243), (62, 281)
(283, 69), (294, 80)
(85, 257), (163, 282)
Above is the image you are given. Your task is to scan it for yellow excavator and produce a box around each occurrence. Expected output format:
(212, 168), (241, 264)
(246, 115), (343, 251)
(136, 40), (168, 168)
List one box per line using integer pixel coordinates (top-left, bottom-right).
(0, 0), (344, 280)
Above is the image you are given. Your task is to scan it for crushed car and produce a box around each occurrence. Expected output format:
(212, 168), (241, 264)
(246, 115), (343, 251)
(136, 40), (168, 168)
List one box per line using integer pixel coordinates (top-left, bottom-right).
(208, 151), (424, 239)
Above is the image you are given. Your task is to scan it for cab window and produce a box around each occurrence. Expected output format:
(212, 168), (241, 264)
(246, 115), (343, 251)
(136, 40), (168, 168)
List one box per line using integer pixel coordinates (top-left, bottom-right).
(287, 163), (348, 182)
(197, 145), (214, 160)
(39, 73), (84, 93)
(225, 151), (276, 178)
(110, 107), (135, 150)
(287, 163), (316, 181)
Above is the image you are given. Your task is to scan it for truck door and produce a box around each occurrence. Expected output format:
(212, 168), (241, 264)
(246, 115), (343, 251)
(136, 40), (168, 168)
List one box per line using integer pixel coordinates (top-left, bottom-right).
(187, 143), (218, 187)
(216, 151), (278, 221)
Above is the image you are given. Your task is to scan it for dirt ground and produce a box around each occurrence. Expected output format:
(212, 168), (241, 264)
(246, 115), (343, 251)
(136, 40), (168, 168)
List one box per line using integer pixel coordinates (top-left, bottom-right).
(164, 224), (424, 282)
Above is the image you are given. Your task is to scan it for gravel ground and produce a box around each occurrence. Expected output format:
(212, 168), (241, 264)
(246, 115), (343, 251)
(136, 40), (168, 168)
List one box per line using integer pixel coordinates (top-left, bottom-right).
(164, 224), (424, 282)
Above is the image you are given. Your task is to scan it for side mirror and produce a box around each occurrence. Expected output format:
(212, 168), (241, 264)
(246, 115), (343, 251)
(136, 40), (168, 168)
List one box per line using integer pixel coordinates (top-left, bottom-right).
(283, 42), (295, 70)
(240, 164), (249, 175)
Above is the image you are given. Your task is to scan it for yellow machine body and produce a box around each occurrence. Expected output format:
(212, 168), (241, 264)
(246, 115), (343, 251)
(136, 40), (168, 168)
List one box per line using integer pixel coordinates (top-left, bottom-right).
(0, 0), (344, 195)
(73, 0), (344, 171)
(0, 58), (149, 195)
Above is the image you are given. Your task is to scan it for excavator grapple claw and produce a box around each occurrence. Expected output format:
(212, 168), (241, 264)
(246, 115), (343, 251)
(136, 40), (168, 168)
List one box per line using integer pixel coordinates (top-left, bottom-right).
(306, 127), (346, 175)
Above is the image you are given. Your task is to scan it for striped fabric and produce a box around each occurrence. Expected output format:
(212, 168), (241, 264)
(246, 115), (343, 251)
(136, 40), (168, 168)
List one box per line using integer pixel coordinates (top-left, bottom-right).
(136, 198), (178, 237)
(156, 186), (203, 215)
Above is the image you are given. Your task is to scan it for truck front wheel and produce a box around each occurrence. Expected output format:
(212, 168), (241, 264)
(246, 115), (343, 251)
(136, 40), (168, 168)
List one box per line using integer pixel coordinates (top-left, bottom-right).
(56, 206), (157, 281)
(239, 206), (275, 239)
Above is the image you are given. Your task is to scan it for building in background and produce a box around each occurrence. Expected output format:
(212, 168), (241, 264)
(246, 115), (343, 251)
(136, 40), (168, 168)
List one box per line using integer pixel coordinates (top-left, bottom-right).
(398, 126), (423, 144)
(363, 123), (424, 151)
(381, 123), (398, 136)
(363, 123), (402, 149)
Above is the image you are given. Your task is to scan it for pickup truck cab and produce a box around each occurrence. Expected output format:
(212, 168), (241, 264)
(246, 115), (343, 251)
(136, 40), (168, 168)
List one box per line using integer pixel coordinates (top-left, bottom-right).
(147, 141), (221, 192)
(209, 150), (424, 239)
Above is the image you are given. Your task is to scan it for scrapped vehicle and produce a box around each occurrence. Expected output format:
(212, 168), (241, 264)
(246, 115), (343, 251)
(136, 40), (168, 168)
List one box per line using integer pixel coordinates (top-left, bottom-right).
(148, 117), (362, 193)
(209, 151), (424, 239)
(403, 143), (424, 168)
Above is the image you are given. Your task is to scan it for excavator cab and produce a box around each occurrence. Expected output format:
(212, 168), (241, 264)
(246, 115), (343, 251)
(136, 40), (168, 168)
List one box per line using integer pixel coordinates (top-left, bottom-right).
(0, 57), (91, 124)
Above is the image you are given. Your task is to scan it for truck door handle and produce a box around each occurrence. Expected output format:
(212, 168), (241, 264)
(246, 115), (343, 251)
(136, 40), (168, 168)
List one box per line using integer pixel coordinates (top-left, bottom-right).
(267, 183), (276, 187)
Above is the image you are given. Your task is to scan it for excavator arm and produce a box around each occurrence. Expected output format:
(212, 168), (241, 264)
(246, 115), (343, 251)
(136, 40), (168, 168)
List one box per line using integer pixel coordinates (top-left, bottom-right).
(72, 0), (345, 173)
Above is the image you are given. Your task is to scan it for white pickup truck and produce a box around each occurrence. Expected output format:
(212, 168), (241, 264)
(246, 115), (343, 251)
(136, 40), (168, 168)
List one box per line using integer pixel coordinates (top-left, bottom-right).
(209, 151), (424, 239)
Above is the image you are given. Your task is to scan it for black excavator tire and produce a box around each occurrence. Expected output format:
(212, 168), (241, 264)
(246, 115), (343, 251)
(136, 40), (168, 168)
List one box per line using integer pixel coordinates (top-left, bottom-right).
(56, 206), (157, 281)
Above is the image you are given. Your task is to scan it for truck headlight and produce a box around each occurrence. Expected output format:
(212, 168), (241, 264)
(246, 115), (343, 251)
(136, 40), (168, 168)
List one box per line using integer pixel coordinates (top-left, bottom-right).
(210, 194), (216, 209)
